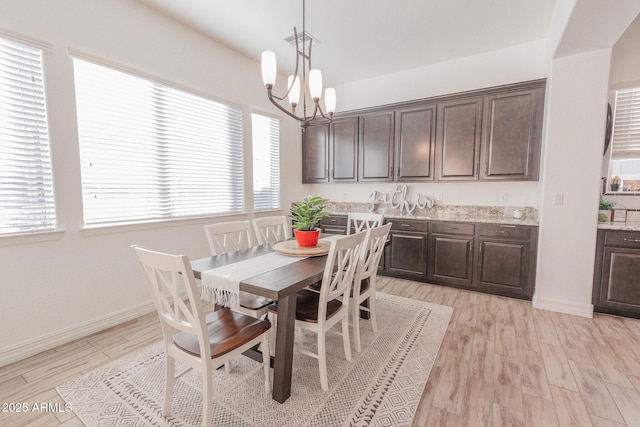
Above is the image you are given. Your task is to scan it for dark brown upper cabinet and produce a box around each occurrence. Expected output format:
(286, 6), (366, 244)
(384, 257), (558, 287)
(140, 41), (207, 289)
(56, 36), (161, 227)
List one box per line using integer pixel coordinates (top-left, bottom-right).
(358, 111), (394, 181)
(395, 104), (436, 181)
(301, 79), (546, 183)
(302, 124), (329, 183)
(480, 86), (545, 181)
(436, 97), (483, 181)
(329, 117), (359, 182)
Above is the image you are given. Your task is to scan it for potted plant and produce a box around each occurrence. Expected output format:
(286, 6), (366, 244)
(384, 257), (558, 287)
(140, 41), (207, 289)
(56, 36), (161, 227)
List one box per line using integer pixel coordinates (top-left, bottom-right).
(289, 196), (331, 247)
(610, 176), (622, 192)
(598, 196), (615, 222)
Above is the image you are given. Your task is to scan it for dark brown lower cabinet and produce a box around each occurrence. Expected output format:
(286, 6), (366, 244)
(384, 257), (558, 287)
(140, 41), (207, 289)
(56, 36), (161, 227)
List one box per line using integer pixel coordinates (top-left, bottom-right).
(593, 229), (640, 318)
(384, 220), (536, 299)
(475, 224), (536, 299)
(384, 219), (428, 279)
(319, 215), (348, 235)
(428, 222), (474, 287)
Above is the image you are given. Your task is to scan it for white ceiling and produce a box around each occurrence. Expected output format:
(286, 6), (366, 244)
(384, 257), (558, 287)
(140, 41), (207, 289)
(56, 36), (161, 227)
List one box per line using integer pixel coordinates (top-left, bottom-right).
(136, 0), (557, 87)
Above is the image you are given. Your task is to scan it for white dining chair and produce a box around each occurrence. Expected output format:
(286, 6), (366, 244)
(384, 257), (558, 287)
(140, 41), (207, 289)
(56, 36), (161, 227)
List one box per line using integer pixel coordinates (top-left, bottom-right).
(347, 212), (383, 235)
(252, 216), (291, 245)
(350, 223), (391, 352)
(203, 221), (273, 317)
(268, 230), (366, 391)
(132, 245), (271, 426)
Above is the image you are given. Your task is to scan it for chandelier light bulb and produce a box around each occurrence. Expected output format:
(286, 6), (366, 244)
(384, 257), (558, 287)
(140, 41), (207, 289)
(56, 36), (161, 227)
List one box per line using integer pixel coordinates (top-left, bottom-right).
(324, 88), (336, 114)
(287, 75), (300, 106)
(261, 51), (277, 87)
(309, 69), (323, 101)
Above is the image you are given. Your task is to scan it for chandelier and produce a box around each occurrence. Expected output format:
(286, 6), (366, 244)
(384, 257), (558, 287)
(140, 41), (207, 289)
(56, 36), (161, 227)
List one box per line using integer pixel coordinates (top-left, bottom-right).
(260, 0), (335, 128)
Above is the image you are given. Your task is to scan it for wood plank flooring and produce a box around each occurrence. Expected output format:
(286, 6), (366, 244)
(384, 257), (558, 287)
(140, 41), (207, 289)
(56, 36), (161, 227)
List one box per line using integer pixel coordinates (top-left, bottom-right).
(1, 277), (640, 426)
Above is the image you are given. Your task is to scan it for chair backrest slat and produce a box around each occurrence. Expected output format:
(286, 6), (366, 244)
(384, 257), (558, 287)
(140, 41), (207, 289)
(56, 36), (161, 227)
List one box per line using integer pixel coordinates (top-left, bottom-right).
(347, 212), (383, 235)
(132, 245), (210, 357)
(317, 231), (366, 321)
(204, 220), (253, 256)
(252, 216), (291, 245)
(353, 223), (392, 288)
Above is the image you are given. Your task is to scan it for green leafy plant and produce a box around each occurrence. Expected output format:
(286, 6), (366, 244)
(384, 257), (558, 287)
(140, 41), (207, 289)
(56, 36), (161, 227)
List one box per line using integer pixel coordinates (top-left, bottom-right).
(599, 196), (615, 210)
(289, 196), (331, 231)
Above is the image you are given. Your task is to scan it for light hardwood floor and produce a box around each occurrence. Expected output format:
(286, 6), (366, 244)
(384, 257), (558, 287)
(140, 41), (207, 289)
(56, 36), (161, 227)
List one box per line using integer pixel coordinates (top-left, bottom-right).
(2, 277), (640, 426)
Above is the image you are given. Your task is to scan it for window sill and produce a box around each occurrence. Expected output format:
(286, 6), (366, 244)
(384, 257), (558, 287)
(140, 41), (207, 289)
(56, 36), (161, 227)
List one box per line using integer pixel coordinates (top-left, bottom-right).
(80, 213), (249, 237)
(0, 230), (64, 247)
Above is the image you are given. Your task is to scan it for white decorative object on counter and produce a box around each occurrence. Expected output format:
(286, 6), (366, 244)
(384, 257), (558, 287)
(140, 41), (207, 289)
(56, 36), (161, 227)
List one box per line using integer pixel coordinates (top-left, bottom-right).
(368, 185), (433, 216)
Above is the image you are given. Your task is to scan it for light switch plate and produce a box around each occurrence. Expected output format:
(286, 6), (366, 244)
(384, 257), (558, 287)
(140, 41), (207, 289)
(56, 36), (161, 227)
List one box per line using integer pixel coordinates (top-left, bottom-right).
(553, 193), (564, 206)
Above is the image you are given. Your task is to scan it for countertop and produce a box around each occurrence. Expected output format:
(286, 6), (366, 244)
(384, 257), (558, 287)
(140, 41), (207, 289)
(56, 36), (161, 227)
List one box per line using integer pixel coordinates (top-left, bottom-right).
(325, 202), (539, 227)
(597, 222), (640, 231)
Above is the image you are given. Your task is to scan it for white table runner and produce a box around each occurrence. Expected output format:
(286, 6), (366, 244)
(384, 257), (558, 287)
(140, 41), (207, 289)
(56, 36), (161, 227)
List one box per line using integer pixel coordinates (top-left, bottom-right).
(201, 235), (341, 309)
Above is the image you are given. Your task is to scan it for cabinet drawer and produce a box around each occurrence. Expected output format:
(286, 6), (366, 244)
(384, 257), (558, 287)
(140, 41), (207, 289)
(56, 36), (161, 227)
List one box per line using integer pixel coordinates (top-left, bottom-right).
(478, 224), (531, 240)
(605, 231), (640, 248)
(431, 222), (474, 235)
(321, 215), (348, 227)
(387, 219), (429, 232)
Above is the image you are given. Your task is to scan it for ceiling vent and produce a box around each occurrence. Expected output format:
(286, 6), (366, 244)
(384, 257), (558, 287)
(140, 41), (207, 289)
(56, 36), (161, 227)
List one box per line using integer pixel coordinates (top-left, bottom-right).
(284, 31), (319, 47)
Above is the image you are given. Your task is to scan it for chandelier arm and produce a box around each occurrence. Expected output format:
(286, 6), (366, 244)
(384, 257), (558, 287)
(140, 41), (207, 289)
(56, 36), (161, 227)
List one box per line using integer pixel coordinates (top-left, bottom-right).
(267, 88), (307, 122)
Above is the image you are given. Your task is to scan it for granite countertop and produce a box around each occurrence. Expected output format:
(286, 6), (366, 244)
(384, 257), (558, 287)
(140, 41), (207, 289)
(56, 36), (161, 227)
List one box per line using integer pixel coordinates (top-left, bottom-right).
(597, 222), (640, 231)
(326, 202), (539, 227)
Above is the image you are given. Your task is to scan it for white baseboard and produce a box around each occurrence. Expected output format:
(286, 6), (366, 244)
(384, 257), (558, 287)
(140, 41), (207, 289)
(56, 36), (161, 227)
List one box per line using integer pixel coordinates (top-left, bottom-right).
(532, 294), (594, 318)
(0, 301), (157, 368)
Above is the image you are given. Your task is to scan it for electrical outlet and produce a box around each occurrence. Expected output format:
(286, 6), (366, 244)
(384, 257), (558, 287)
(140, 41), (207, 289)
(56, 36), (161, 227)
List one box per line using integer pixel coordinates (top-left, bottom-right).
(436, 192), (442, 201)
(500, 192), (509, 202)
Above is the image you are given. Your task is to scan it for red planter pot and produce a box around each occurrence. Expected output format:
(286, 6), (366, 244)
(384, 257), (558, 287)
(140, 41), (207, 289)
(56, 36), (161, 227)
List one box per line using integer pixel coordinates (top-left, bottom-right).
(294, 229), (320, 247)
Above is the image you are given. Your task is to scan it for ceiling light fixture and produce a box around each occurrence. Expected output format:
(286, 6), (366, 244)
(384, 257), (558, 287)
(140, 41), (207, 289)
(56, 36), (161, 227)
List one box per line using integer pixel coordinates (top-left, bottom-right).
(260, 0), (335, 129)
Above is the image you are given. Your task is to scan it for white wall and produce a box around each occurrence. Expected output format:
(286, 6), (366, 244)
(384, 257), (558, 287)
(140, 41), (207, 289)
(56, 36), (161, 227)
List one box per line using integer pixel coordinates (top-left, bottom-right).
(534, 49), (612, 317)
(0, 0), (303, 365)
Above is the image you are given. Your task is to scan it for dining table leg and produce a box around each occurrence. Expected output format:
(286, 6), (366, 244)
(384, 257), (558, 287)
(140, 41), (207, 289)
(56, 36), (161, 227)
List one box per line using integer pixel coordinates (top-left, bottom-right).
(272, 292), (297, 403)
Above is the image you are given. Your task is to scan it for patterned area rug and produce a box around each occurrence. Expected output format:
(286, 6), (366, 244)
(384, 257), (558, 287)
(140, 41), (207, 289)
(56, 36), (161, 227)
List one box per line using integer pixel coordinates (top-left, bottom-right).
(57, 293), (452, 426)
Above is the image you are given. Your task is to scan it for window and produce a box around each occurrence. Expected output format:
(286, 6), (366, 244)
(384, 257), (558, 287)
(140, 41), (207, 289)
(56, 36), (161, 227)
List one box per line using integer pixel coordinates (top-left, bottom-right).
(0, 36), (55, 235)
(73, 58), (244, 225)
(252, 113), (280, 210)
(608, 86), (640, 192)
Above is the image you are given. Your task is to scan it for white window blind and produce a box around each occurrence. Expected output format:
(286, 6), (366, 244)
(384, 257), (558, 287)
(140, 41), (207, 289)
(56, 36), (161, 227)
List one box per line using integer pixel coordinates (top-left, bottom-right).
(73, 58), (244, 225)
(0, 36), (55, 235)
(612, 87), (640, 160)
(252, 113), (280, 211)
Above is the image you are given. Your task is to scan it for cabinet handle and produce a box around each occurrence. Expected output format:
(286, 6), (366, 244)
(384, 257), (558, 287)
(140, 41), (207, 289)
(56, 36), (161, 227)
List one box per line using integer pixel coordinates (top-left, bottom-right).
(500, 225), (517, 228)
(331, 169), (334, 178)
(469, 242), (473, 254)
(624, 238), (640, 243)
(400, 223), (411, 227)
(448, 226), (459, 230)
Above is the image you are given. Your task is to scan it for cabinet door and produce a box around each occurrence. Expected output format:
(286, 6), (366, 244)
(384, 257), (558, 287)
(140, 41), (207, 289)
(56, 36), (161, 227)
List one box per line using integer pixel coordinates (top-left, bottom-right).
(384, 231), (427, 278)
(395, 104), (436, 181)
(480, 87), (544, 180)
(359, 112), (394, 181)
(597, 247), (640, 316)
(330, 117), (358, 181)
(436, 97), (482, 180)
(428, 234), (474, 286)
(302, 124), (329, 183)
(477, 239), (531, 297)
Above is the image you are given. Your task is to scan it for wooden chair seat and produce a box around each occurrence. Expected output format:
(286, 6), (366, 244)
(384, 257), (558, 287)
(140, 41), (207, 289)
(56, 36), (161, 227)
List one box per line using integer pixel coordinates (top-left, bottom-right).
(267, 289), (343, 324)
(174, 308), (271, 359)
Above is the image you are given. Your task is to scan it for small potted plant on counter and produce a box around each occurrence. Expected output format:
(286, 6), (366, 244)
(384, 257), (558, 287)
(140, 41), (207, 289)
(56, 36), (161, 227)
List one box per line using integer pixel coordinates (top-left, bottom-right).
(610, 176), (622, 192)
(598, 196), (615, 222)
(289, 195), (331, 247)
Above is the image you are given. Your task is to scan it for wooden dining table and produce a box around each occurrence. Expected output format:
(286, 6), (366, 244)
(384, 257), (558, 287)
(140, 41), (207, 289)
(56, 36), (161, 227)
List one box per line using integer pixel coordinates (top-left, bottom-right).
(190, 242), (328, 403)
